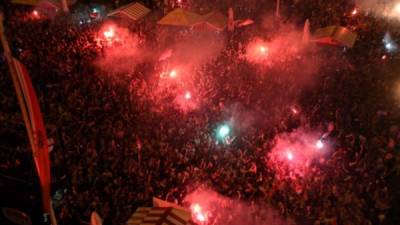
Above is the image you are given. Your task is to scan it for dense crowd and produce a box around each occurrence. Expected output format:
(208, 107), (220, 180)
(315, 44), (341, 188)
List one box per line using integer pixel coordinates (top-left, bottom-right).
(1, 0), (400, 225)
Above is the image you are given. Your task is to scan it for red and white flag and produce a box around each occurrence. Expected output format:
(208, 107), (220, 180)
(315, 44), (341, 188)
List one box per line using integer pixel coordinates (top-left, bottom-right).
(12, 57), (51, 214)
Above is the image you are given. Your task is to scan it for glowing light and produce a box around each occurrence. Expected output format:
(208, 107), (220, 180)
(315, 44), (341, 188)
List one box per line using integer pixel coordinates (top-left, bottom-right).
(184, 91), (191, 100)
(395, 3), (400, 14)
(351, 8), (358, 16)
(32, 10), (40, 19)
(177, 0), (182, 3)
(291, 107), (298, 114)
(218, 125), (230, 138)
(315, 140), (324, 149)
(245, 38), (272, 63)
(192, 203), (201, 213)
(383, 32), (397, 52)
(103, 28), (115, 39)
(259, 46), (268, 54)
(287, 151), (293, 160)
(196, 213), (205, 222)
(190, 203), (208, 224)
(169, 70), (177, 78)
(382, 55), (387, 60)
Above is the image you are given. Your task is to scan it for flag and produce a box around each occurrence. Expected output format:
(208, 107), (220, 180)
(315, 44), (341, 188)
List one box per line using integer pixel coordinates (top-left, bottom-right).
(11, 57), (51, 214)
(227, 7), (234, 32)
(91, 212), (102, 225)
(276, 0), (280, 18)
(236, 18), (254, 27)
(303, 19), (310, 43)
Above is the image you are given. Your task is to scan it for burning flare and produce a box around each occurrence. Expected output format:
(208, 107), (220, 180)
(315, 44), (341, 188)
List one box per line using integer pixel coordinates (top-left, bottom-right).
(190, 203), (209, 224)
(103, 28), (115, 39)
